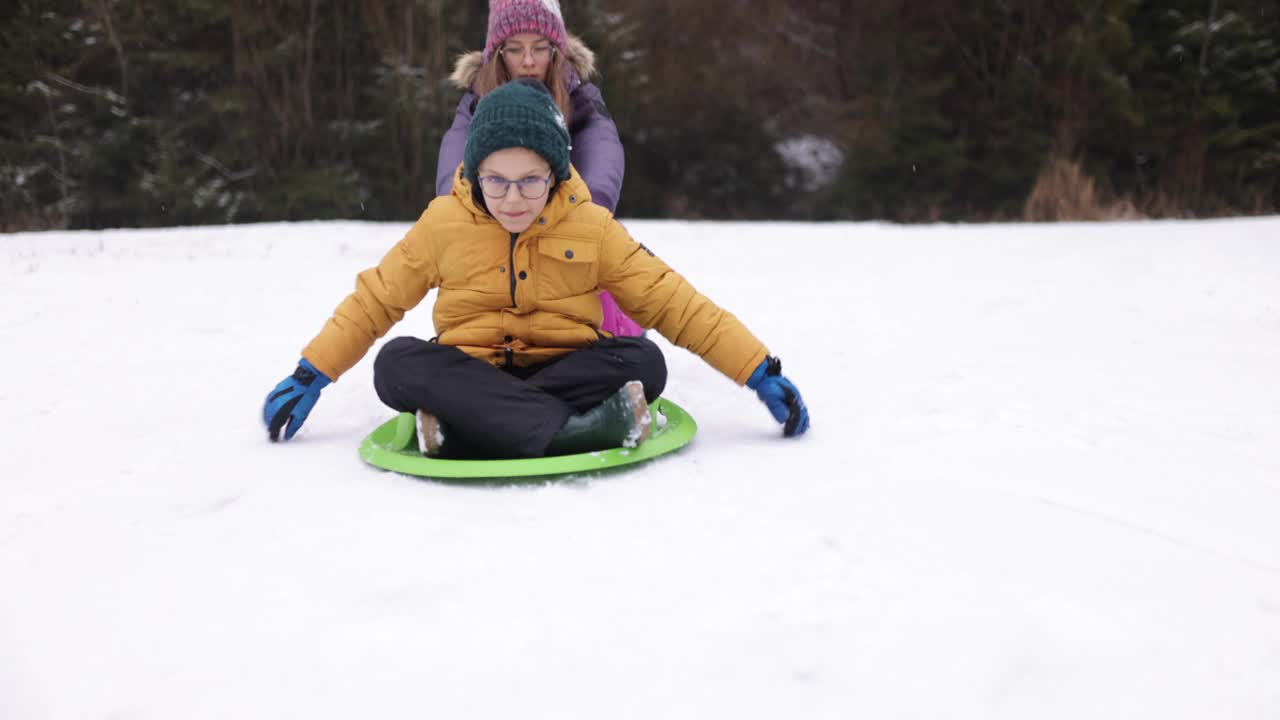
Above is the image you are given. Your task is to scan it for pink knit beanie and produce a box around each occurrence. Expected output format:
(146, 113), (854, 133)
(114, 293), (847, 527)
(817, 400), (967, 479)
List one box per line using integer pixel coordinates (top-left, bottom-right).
(482, 0), (569, 64)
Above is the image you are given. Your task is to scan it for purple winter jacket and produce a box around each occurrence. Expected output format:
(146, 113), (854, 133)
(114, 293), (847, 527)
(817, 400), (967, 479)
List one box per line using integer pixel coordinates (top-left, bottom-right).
(435, 41), (625, 213)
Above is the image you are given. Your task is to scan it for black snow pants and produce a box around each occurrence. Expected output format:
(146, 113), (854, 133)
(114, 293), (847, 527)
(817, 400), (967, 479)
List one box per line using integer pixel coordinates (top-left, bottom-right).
(372, 336), (668, 459)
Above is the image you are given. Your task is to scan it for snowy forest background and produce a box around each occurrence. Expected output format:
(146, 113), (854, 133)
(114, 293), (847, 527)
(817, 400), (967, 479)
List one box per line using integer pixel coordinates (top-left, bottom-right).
(2, 0), (1279, 231)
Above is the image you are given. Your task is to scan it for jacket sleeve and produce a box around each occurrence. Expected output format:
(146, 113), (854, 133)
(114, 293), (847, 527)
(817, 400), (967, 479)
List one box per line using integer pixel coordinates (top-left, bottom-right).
(569, 83), (625, 213)
(435, 93), (475, 197)
(301, 214), (440, 381)
(597, 220), (768, 385)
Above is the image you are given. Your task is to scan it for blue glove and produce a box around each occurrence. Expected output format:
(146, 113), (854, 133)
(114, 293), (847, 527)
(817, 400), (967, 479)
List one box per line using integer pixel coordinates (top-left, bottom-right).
(746, 356), (810, 437)
(263, 358), (331, 441)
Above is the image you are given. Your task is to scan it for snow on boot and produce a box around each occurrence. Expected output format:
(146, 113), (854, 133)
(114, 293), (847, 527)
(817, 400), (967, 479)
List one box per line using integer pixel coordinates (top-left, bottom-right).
(544, 380), (651, 456)
(416, 410), (446, 457)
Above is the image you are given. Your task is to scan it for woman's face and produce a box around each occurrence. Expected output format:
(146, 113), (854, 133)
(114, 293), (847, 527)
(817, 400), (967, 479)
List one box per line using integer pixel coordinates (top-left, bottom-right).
(477, 147), (554, 234)
(499, 32), (556, 82)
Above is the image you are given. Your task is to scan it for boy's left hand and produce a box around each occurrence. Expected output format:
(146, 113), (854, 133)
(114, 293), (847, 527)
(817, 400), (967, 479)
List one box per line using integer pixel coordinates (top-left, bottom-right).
(746, 357), (810, 437)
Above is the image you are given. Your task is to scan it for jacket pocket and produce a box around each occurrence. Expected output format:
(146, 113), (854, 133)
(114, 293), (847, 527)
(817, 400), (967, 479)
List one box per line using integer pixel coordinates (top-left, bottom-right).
(535, 236), (599, 300)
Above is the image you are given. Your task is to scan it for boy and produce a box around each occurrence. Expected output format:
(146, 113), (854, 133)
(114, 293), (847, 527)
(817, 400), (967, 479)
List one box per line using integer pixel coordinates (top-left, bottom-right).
(263, 79), (809, 458)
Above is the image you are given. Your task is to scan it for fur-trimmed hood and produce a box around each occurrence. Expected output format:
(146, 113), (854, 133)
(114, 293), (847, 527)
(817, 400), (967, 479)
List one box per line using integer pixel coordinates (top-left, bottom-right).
(450, 35), (597, 91)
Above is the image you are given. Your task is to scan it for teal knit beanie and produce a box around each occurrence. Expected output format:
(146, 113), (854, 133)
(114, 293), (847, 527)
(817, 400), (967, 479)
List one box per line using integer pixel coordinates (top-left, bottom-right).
(464, 78), (571, 186)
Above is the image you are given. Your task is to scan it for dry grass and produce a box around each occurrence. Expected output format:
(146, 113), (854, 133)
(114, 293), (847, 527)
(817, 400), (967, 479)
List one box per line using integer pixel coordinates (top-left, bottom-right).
(1, 208), (68, 233)
(1024, 155), (1143, 222)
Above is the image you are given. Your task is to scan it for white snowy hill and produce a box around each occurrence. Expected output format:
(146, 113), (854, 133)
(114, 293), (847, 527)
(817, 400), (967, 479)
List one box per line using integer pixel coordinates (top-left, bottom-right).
(2, 217), (1278, 719)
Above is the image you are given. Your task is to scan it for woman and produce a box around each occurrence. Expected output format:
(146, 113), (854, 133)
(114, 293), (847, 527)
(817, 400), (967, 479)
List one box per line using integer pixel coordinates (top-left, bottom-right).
(435, 0), (643, 338)
(263, 80), (809, 458)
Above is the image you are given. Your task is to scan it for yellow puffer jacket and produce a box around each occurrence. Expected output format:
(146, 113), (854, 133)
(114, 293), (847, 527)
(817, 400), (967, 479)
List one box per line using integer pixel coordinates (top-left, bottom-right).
(302, 166), (769, 386)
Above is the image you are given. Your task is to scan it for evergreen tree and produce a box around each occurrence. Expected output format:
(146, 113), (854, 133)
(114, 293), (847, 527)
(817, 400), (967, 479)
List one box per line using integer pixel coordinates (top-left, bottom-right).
(1120, 0), (1280, 213)
(1, 0), (1275, 228)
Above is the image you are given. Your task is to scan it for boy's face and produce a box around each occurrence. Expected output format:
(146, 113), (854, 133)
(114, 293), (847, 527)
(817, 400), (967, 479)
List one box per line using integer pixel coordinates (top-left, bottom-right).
(478, 147), (554, 234)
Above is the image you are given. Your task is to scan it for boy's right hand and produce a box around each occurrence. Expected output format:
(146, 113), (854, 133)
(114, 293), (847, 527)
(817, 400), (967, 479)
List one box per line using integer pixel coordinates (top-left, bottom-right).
(263, 358), (331, 441)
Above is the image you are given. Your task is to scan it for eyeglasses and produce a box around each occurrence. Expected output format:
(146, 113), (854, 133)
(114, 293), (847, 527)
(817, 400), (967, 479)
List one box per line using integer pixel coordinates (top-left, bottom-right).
(500, 43), (556, 61)
(479, 173), (553, 199)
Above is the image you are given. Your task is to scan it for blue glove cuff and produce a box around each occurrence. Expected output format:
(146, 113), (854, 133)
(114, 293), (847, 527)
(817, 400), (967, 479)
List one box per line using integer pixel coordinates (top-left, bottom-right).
(746, 356), (780, 390)
(296, 358), (332, 389)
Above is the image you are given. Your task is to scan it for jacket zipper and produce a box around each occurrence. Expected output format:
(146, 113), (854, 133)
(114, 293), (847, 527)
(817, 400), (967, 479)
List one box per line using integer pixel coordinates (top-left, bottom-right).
(508, 232), (518, 307)
(505, 232), (519, 368)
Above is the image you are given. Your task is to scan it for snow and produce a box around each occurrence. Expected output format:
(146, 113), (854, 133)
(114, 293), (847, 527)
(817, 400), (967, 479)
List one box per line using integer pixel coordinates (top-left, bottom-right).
(3, 217), (1280, 719)
(775, 134), (844, 191)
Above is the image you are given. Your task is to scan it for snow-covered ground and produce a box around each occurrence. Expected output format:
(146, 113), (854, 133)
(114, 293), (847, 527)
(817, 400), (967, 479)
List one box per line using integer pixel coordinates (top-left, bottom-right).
(2, 217), (1279, 719)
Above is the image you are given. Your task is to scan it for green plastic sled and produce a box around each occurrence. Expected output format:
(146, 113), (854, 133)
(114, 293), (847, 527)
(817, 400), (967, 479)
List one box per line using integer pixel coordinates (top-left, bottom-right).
(359, 397), (697, 480)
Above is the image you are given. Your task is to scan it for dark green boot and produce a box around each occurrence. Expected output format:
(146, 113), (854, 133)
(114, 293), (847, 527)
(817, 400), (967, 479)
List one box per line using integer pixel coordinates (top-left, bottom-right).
(545, 381), (651, 456)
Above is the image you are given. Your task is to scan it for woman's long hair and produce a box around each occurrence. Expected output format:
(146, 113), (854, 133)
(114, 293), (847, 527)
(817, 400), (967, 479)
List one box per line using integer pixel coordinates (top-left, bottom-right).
(472, 50), (573, 124)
